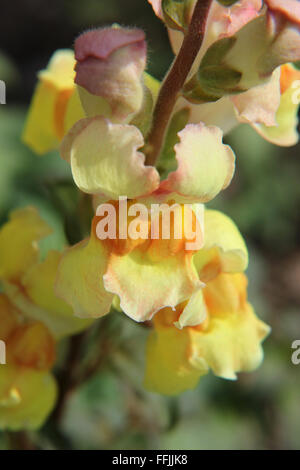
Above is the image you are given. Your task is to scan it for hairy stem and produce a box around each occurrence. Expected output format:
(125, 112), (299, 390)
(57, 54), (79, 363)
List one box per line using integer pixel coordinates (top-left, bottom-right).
(145, 0), (213, 166)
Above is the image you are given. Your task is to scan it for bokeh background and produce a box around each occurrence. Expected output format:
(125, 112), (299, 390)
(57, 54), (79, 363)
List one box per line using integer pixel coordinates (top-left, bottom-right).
(0, 0), (300, 450)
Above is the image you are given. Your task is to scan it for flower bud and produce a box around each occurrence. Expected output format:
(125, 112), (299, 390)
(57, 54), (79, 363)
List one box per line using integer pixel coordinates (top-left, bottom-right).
(74, 27), (147, 122)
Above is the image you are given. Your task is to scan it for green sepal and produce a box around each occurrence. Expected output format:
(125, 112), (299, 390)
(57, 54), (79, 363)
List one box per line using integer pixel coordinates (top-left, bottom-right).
(182, 37), (243, 103)
(216, 0), (240, 6)
(162, 0), (196, 32)
(157, 107), (190, 178)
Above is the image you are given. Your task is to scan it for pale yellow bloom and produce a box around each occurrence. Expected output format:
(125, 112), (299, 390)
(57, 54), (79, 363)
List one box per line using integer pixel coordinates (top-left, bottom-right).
(22, 50), (84, 154)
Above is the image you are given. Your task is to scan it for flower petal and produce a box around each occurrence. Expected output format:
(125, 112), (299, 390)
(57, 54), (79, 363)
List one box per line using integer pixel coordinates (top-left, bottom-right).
(104, 248), (201, 322)
(145, 271), (270, 395)
(251, 64), (300, 146)
(191, 302), (270, 380)
(0, 295), (19, 341)
(38, 49), (76, 90)
(203, 272), (248, 315)
(75, 28), (147, 121)
(0, 366), (57, 431)
(231, 67), (281, 127)
(147, 0), (163, 19)
(265, 0), (300, 23)
(174, 289), (207, 329)
(22, 81), (61, 154)
(22, 50), (83, 154)
(0, 207), (51, 283)
(160, 123), (235, 203)
(8, 322), (55, 371)
(61, 116), (160, 198)
(144, 308), (208, 395)
(18, 250), (93, 338)
(194, 209), (248, 282)
(55, 236), (113, 319)
(175, 95), (239, 136)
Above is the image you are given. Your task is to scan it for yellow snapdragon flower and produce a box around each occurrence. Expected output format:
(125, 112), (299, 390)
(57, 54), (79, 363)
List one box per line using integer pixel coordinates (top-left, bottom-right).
(0, 206), (92, 338)
(144, 210), (270, 395)
(55, 118), (235, 322)
(0, 206), (94, 429)
(0, 294), (57, 430)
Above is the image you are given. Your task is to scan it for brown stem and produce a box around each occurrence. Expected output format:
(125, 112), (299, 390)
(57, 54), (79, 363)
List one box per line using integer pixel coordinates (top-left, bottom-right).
(145, 0), (213, 166)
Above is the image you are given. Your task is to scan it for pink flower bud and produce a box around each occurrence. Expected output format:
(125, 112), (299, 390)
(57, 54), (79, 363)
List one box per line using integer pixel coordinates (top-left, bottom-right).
(74, 28), (147, 121)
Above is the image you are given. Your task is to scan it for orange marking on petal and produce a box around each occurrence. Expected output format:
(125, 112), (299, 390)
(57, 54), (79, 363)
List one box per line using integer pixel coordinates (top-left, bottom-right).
(54, 89), (73, 140)
(93, 200), (150, 256)
(0, 295), (19, 341)
(280, 64), (300, 95)
(8, 322), (56, 371)
(198, 255), (222, 283)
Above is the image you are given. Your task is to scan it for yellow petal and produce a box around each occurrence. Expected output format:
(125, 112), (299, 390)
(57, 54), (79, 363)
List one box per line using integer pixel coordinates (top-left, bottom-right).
(175, 95), (239, 136)
(104, 247), (201, 322)
(252, 64), (300, 146)
(8, 322), (55, 371)
(144, 308), (208, 395)
(145, 272), (270, 395)
(38, 49), (75, 90)
(22, 50), (84, 154)
(160, 123), (235, 203)
(0, 294), (19, 341)
(174, 289), (207, 329)
(0, 365), (57, 431)
(61, 116), (160, 197)
(143, 72), (160, 102)
(55, 236), (113, 319)
(19, 251), (93, 338)
(64, 87), (86, 131)
(0, 207), (51, 283)
(203, 272), (248, 316)
(191, 302), (270, 380)
(22, 81), (61, 154)
(231, 67), (281, 127)
(194, 209), (248, 282)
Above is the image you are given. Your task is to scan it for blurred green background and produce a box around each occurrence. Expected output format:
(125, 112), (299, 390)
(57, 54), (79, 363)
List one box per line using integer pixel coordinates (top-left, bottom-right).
(0, 0), (300, 450)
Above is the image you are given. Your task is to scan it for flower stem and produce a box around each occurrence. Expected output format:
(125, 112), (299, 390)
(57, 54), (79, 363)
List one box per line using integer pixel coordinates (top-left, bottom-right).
(144, 0), (213, 166)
